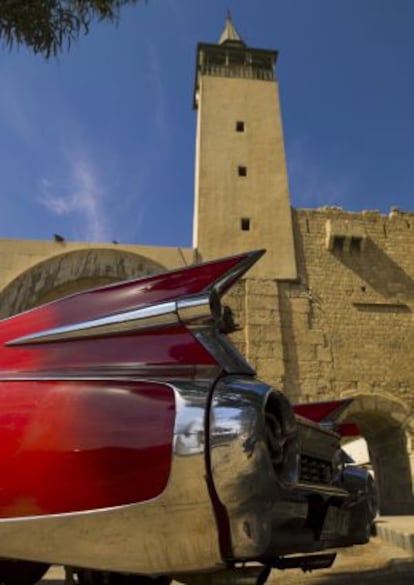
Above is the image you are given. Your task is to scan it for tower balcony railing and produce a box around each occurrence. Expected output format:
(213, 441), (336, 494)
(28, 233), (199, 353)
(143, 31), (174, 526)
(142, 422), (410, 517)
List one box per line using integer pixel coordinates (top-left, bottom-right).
(200, 64), (274, 81)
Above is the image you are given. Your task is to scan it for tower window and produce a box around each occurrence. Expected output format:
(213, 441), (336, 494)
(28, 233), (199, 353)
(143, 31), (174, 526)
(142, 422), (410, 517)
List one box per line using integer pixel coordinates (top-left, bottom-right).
(238, 165), (247, 177)
(241, 218), (250, 231)
(236, 121), (245, 132)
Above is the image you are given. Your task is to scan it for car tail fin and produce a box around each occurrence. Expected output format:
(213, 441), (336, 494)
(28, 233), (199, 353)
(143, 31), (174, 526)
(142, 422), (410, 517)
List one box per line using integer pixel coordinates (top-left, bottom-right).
(294, 399), (361, 437)
(1, 249), (265, 346)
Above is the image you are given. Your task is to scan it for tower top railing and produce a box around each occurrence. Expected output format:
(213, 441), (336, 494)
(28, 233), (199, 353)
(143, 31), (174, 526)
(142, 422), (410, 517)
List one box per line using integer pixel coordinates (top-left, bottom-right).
(199, 63), (274, 82)
(193, 43), (278, 107)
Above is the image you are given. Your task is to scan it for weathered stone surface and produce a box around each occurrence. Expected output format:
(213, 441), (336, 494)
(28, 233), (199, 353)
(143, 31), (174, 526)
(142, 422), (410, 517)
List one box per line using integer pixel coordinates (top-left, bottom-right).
(0, 244), (194, 317)
(223, 208), (414, 513)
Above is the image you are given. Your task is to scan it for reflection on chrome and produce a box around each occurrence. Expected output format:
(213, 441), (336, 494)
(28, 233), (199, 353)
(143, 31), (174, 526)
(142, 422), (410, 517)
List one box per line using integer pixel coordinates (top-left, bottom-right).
(173, 379), (216, 456)
(177, 292), (221, 327)
(209, 376), (299, 557)
(174, 418), (205, 456)
(192, 329), (254, 375)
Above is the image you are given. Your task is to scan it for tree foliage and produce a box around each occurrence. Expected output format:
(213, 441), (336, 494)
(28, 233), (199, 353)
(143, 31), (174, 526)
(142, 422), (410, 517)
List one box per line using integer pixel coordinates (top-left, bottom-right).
(0, 0), (141, 58)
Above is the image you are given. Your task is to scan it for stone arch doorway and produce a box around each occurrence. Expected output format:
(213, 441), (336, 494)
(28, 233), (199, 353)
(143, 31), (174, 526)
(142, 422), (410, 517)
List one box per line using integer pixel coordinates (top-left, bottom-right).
(341, 392), (414, 515)
(0, 248), (166, 317)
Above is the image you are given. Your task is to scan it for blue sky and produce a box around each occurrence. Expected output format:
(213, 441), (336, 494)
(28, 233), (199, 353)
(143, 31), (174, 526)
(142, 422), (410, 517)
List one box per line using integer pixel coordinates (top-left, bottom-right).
(0, 0), (413, 247)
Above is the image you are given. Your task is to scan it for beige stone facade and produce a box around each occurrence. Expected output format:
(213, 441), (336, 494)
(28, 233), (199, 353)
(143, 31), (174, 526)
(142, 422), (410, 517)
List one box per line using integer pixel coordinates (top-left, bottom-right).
(224, 207), (414, 513)
(193, 74), (297, 279)
(0, 22), (412, 514)
(192, 23), (414, 514)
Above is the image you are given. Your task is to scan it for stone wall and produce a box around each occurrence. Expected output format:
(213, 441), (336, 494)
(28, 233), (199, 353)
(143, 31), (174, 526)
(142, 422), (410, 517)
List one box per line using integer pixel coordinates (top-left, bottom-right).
(225, 206), (414, 513)
(290, 207), (414, 404)
(0, 239), (194, 317)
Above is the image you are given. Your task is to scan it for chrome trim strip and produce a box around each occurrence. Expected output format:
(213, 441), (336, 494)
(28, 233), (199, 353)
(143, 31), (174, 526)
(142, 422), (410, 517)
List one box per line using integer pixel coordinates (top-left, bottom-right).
(294, 482), (349, 498)
(192, 329), (255, 375)
(176, 293), (218, 327)
(0, 364), (220, 382)
(211, 249), (265, 295)
(6, 292), (222, 347)
(6, 301), (178, 345)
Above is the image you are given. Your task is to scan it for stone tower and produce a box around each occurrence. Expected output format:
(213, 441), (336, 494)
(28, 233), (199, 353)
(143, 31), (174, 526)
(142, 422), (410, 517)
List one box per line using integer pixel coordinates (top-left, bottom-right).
(192, 17), (414, 514)
(193, 16), (297, 279)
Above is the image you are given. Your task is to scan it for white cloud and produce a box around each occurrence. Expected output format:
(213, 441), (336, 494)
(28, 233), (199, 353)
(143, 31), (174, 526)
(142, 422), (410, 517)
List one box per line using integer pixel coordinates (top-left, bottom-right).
(39, 154), (111, 242)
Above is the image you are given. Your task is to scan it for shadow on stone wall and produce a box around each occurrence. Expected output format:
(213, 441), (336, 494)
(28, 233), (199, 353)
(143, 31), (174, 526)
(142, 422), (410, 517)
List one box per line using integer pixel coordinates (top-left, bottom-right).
(277, 210), (308, 402)
(333, 238), (414, 301)
(277, 283), (301, 402)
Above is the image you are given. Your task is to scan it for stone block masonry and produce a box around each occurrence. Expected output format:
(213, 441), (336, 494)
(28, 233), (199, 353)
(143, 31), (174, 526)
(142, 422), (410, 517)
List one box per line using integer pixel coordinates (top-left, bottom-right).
(226, 206), (414, 514)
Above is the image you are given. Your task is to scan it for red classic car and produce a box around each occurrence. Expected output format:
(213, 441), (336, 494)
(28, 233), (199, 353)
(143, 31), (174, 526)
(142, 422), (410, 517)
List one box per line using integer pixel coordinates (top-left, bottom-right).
(0, 250), (375, 585)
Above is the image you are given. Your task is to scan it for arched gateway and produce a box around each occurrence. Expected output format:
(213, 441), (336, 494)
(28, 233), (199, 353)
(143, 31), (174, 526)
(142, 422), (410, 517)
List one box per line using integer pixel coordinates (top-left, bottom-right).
(341, 392), (414, 515)
(0, 248), (166, 317)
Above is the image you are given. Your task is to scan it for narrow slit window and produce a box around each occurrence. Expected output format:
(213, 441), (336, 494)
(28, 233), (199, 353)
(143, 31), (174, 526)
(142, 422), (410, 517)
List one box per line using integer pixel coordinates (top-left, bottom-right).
(241, 218), (250, 231)
(236, 121), (245, 132)
(238, 165), (247, 177)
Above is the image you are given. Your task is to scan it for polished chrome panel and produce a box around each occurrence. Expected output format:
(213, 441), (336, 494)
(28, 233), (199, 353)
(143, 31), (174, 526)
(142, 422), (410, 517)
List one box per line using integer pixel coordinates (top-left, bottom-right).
(211, 249), (265, 295)
(176, 293), (220, 327)
(264, 389), (299, 487)
(0, 380), (222, 575)
(209, 376), (299, 558)
(193, 330), (255, 375)
(6, 301), (178, 345)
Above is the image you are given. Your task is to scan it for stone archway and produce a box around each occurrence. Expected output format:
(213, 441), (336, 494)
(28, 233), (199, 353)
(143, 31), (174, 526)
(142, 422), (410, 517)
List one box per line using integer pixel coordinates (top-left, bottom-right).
(341, 392), (414, 515)
(0, 248), (166, 317)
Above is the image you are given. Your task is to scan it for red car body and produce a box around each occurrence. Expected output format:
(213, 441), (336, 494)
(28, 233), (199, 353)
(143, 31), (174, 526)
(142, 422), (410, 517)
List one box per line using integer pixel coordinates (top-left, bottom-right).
(0, 250), (374, 585)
